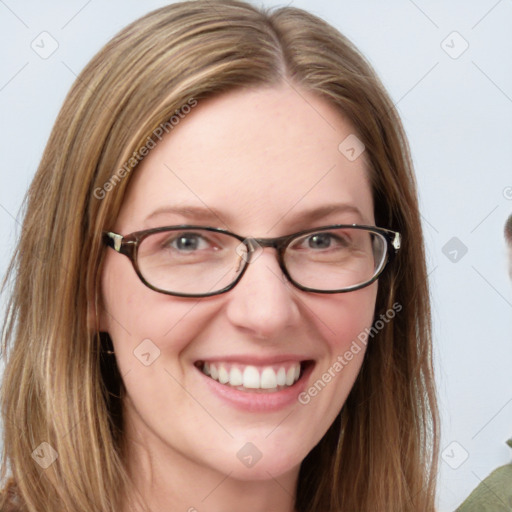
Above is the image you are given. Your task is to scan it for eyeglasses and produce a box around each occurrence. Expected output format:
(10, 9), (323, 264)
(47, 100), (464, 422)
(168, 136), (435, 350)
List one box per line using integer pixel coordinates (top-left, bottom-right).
(103, 224), (401, 297)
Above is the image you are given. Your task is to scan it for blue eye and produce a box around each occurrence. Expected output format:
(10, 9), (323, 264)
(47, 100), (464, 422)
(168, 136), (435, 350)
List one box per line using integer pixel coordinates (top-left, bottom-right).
(169, 233), (209, 251)
(307, 233), (333, 249)
(304, 232), (349, 250)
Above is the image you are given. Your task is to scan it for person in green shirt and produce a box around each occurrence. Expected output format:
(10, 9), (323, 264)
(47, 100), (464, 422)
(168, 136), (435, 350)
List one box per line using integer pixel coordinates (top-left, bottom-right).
(456, 214), (512, 511)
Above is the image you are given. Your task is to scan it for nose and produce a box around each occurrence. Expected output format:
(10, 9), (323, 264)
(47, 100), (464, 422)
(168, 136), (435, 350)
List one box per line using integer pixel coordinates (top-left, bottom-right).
(224, 248), (301, 339)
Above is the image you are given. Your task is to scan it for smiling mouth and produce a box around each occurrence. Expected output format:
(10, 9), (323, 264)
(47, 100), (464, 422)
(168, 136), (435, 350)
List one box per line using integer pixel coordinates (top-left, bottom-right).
(194, 360), (312, 392)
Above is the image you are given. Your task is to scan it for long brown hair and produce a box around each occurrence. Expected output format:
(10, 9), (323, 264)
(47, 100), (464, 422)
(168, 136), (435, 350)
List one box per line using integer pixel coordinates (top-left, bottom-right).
(1, 1), (438, 510)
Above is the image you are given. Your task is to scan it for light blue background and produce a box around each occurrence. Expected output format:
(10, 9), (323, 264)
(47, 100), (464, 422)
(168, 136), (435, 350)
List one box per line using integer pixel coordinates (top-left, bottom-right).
(1, 1), (511, 510)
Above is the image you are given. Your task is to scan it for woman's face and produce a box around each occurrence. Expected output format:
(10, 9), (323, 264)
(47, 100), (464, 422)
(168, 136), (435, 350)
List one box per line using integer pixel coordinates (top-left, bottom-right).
(100, 84), (378, 481)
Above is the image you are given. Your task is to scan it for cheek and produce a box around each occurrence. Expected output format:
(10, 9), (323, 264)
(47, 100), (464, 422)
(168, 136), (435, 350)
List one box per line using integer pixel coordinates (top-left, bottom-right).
(310, 283), (378, 351)
(100, 252), (212, 373)
(296, 283), (377, 416)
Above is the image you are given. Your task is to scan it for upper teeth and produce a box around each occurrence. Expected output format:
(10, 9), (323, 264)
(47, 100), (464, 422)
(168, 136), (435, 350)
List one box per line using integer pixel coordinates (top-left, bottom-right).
(201, 362), (301, 390)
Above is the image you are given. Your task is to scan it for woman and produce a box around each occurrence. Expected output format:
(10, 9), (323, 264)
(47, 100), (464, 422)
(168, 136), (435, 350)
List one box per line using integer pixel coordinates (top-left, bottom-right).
(0, 1), (438, 510)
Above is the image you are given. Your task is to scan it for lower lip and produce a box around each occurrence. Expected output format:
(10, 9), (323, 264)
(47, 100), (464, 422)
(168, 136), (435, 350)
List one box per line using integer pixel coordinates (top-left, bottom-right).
(197, 363), (314, 412)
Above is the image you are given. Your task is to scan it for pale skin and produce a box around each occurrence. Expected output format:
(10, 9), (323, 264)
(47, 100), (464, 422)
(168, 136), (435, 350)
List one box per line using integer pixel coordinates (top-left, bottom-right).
(100, 84), (378, 512)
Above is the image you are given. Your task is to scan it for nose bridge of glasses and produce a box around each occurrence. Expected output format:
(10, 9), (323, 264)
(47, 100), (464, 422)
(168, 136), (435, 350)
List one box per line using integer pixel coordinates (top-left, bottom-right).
(236, 236), (289, 289)
(235, 236), (288, 275)
(242, 235), (289, 261)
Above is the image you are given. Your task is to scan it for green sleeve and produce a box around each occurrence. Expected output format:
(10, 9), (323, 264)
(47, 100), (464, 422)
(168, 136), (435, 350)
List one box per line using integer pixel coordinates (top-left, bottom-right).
(456, 438), (512, 512)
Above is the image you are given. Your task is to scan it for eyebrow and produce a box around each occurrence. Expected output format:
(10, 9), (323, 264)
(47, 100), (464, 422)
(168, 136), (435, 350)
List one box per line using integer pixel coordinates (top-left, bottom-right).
(144, 205), (230, 227)
(143, 203), (368, 228)
(277, 203), (368, 226)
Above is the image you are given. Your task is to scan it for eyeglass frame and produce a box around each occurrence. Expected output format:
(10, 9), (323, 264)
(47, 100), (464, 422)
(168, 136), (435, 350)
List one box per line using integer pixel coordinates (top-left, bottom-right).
(103, 224), (401, 298)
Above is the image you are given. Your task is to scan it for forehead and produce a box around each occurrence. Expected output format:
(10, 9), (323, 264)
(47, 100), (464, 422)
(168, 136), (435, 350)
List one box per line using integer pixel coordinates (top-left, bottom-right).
(116, 85), (374, 234)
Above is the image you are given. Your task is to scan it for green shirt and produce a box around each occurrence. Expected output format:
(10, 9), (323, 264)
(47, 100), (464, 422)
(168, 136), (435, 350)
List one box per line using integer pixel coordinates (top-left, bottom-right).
(456, 438), (512, 511)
